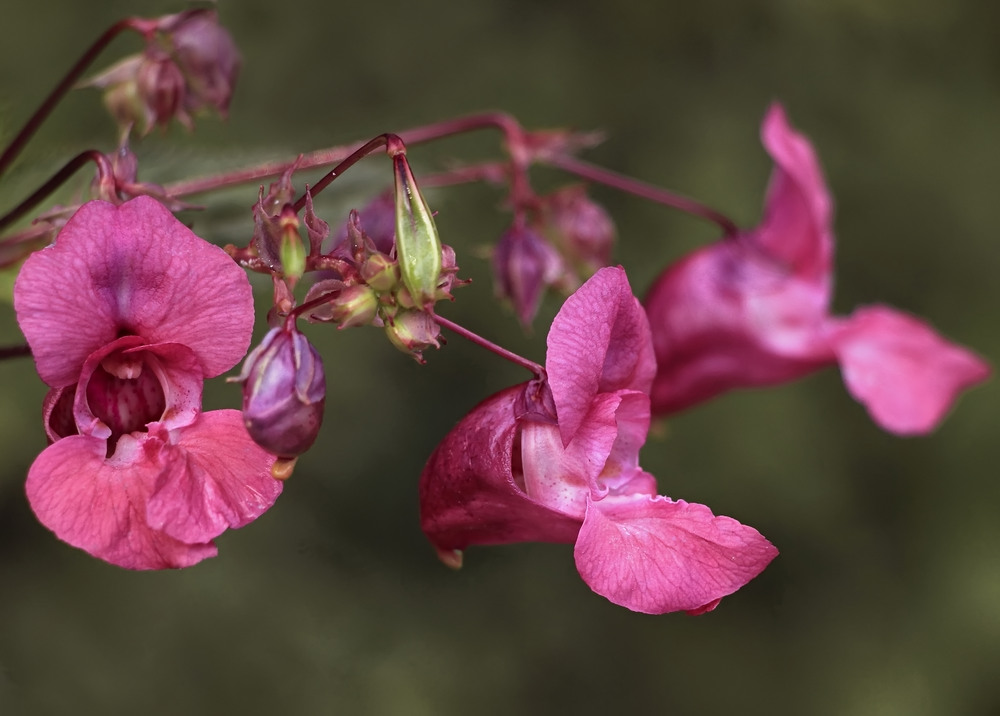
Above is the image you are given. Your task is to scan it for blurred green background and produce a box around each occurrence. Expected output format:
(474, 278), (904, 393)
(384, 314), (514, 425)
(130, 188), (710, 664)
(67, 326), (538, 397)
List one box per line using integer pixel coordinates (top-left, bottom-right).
(1, 1), (998, 714)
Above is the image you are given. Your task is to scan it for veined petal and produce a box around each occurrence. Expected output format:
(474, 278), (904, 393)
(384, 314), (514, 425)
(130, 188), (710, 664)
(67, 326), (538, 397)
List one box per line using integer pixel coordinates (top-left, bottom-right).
(25, 433), (217, 569)
(829, 306), (990, 435)
(419, 387), (582, 552)
(574, 494), (777, 614)
(14, 196), (254, 386)
(145, 410), (281, 544)
(547, 266), (655, 445)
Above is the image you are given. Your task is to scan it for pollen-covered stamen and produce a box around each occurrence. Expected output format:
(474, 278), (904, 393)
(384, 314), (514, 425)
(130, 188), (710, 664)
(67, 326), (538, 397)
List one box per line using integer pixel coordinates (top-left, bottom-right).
(86, 349), (166, 455)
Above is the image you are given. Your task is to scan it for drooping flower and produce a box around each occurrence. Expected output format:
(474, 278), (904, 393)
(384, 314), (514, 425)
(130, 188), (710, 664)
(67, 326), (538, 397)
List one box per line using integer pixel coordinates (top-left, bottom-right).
(420, 267), (776, 614)
(14, 196), (281, 569)
(644, 104), (990, 434)
(84, 9), (240, 135)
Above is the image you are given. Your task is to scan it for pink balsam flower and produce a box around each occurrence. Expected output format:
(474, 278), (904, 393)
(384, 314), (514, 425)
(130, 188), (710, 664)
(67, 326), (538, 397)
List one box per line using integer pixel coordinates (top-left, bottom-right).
(14, 196), (281, 569)
(420, 267), (776, 614)
(644, 104), (989, 434)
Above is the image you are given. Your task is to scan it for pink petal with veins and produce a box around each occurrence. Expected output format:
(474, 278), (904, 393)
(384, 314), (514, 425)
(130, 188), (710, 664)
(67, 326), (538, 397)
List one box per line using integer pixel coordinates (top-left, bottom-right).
(26, 433), (217, 569)
(14, 196), (254, 386)
(575, 494), (778, 614)
(145, 410), (281, 544)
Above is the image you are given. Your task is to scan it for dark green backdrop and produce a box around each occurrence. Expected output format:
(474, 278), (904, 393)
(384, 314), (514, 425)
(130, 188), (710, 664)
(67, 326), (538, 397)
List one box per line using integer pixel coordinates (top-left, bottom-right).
(1, 1), (997, 714)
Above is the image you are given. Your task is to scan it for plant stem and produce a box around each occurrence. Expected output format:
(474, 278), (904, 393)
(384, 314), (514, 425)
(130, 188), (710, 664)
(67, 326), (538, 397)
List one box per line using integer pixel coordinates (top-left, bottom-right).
(0, 151), (114, 232)
(543, 154), (739, 236)
(165, 112), (523, 200)
(432, 313), (544, 378)
(291, 134), (403, 213)
(0, 344), (32, 361)
(0, 18), (135, 178)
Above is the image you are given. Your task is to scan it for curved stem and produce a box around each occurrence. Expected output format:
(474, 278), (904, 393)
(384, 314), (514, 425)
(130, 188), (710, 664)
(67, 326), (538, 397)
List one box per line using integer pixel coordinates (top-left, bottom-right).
(543, 154), (739, 236)
(0, 151), (114, 232)
(291, 134), (403, 213)
(165, 112), (523, 200)
(432, 313), (544, 378)
(0, 18), (136, 178)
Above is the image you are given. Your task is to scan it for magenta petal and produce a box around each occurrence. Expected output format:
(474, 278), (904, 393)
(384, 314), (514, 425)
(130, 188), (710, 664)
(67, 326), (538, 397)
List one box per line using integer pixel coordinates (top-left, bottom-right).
(145, 410), (281, 544)
(419, 387), (582, 552)
(574, 494), (778, 614)
(26, 434), (217, 569)
(830, 306), (991, 435)
(547, 266), (654, 445)
(14, 197), (254, 385)
(521, 392), (623, 514)
(755, 103), (833, 285)
(645, 246), (833, 415)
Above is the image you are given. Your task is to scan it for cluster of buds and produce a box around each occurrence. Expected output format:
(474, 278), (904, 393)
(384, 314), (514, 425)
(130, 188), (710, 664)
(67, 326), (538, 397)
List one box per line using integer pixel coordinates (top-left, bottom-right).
(83, 9), (240, 135)
(304, 194), (465, 363)
(230, 145), (466, 462)
(492, 185), (615, 327)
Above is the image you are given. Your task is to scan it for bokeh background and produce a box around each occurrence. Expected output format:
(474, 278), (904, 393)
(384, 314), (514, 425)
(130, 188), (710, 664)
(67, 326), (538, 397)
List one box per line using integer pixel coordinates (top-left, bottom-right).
(1, 1), (998, 714)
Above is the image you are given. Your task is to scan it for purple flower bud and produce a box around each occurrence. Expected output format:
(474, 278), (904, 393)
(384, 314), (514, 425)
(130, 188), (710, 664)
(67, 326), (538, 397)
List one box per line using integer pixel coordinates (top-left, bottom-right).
(136, 52), (189, 131)
(544, 186), (616, 275)
(162, 10), (241, 118)
(493, 224), (568, 327)
(237, 326), (326, 457)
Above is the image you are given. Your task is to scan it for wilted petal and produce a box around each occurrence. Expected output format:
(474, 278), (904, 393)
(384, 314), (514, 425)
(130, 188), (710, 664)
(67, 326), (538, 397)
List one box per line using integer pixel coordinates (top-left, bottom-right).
(829, 306), (990, 435)
(14, 197), (254, 386)
(575, 494), (778, 614)
(547, 266), (655, 444)
(26, 433), (217, 569)
(419, 387), (582, 552)
(145, 410), (281, 544)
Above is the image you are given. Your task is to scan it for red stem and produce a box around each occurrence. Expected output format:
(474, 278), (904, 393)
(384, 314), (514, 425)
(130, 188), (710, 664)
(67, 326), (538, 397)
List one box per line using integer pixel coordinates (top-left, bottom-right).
(165, 112), (522, 200)
(0, 18), (136, 178)
(432, 313), (544, 378)
(543, 154), (739, 236)
(291, 134), (404, 213)
(0, 151), (114, 232)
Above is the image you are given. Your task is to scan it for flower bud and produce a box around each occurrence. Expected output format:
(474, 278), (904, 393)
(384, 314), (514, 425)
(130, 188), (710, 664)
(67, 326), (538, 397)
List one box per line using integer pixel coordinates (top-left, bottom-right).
(160, 9), (241, 118)
(237, 326), (326, 457)
(493, 224), (568, 327)
(544, 186), (616, 275)
(393, 154), (442, 309)
(360, 252), (399, 293)
(385, 310), (441, 363)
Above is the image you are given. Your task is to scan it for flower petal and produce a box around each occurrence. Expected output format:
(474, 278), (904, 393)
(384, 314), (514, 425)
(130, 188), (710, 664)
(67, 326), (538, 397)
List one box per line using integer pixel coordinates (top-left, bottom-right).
(521, 392), (622, 515)
(145, 410), (281, 544)
(14, 196), (254, 385)
(755, 103), (833, 286)
(547, 266), (654, 444)
(25, 433), (217, 569)
(829, 305), (990, 435)
(574, 494), (777, 614)
(419, 387), (582, 552)
(645, 245), (832, 415)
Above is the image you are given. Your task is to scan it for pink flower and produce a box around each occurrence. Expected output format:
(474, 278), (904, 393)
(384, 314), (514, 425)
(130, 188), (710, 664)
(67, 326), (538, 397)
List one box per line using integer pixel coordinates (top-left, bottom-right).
(14, 197), (281, 569)
(420, 267), (776, 614)
(644, 104), (990, 434)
